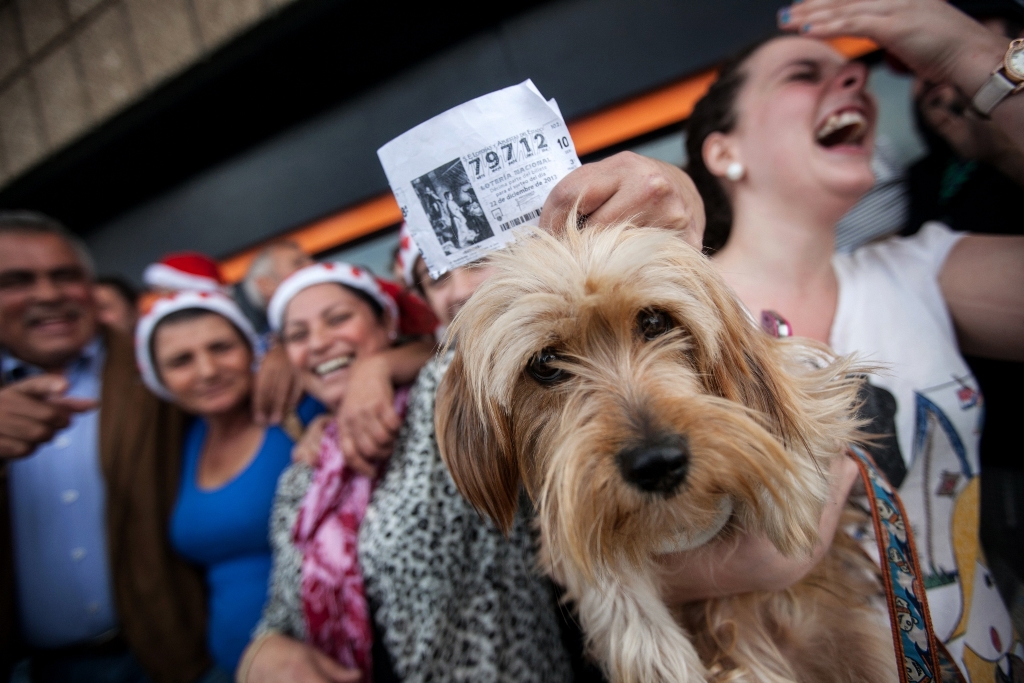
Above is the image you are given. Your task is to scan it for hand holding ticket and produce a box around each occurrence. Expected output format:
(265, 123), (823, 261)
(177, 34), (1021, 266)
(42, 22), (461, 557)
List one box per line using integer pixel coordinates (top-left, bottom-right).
(378, 80), (581, 278)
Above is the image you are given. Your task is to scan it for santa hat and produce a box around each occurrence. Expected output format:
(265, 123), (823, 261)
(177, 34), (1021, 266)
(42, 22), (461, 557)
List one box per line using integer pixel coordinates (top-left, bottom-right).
(268, 262), (399, 334)
(135, 290), (260, 401)
(143, 252), (225, 293)
(377, 278), (440, 338)
(394, 222), (422, 288)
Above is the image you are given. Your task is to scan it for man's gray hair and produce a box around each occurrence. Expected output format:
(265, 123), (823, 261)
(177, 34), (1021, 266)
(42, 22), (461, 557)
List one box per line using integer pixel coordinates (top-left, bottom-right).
(0, 210), (96, 276)
(241, 240), (301, 311)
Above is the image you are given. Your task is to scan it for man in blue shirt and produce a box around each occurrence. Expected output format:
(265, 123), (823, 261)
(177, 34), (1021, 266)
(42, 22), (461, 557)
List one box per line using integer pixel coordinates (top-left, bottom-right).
(0, 212), (208, 683)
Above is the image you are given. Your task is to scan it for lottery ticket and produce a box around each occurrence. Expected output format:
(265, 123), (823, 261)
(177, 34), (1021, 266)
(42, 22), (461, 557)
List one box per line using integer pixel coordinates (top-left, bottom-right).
(377, 80), (580, 278)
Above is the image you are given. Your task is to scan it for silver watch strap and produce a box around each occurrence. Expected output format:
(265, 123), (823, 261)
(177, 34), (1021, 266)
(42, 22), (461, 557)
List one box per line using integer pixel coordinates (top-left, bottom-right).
(972, 71), (1016, 116)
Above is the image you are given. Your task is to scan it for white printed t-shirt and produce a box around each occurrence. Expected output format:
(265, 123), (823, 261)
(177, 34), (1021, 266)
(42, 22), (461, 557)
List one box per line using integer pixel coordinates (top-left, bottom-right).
(830, 221), (1018, 681)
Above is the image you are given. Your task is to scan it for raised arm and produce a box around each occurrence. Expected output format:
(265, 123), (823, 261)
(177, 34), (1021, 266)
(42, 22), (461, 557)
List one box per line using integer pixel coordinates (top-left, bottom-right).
(939, 234), (1024, 362)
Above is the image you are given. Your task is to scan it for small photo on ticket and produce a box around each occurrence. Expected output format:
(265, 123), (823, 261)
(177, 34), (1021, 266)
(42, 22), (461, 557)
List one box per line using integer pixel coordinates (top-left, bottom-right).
(410, 159), (494, 256)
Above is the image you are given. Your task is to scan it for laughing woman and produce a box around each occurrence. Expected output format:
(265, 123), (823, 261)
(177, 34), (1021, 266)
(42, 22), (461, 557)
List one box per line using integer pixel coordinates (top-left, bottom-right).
(136, 292), (294, 681)
(681, 2), (1024, 676)
(238, 263), (422, 683)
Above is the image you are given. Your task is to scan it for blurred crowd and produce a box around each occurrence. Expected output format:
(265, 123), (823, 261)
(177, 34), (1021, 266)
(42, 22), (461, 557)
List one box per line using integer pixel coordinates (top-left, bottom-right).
(1, 0), (1023, 682)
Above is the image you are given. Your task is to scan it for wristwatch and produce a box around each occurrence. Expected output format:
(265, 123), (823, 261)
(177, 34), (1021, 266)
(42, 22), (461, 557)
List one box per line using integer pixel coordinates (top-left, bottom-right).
(972, 38), (1024, 117)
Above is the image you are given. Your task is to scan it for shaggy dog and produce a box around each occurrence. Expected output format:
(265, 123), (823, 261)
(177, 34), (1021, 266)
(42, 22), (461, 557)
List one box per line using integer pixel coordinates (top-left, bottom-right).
(435, 220), (897, 683)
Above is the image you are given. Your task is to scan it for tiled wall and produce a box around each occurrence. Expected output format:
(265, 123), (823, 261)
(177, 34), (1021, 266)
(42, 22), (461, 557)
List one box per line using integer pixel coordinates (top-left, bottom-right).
(0, 0), (297, 188)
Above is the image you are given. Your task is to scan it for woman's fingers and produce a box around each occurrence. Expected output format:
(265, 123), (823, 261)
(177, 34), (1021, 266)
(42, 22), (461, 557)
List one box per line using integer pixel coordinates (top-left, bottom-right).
(341, 447), (376, 478)
(351, 412), (395, 459)
(783, 0), (899, 38)
(333, 353), (399, 466)
(782, 0), (995, 87)
(337, 417), (379, 476)
(541, 152), (705, 249)
(375, 401), (402, 434)
(340, 407), (390, 445)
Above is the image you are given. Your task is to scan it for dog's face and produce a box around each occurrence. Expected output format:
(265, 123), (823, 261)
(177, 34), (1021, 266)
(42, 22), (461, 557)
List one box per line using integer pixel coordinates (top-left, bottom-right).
(436, 223), (861, 578)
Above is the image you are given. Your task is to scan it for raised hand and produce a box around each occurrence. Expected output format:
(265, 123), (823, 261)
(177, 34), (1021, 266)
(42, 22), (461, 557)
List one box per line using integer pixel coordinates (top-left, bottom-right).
(0, 374), (97, 459)
(541, 152), (706, 250)
(334, 354), (400, 477)
(780, 0), (1008, 95)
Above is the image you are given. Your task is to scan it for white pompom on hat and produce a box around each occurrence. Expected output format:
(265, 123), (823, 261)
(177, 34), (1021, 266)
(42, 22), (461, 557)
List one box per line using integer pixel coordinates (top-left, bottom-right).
(267, 262), (400, 334)
(135, 290), (261, 401)
(394, 222), (422, 288)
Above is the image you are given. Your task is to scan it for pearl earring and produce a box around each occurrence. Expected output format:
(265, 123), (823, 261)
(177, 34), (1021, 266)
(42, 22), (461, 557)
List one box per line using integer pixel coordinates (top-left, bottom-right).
(726, 162), (745, 181)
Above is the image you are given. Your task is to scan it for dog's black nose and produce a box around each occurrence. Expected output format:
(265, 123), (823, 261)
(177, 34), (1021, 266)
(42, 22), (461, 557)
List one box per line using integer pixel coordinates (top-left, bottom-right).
(617, 437), (689, 495)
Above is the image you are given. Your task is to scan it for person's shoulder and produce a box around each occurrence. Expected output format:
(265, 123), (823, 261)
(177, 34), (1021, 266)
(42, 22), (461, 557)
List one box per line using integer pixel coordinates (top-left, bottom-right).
(838, 222), (964, 282)
(407, 350), (452, 397)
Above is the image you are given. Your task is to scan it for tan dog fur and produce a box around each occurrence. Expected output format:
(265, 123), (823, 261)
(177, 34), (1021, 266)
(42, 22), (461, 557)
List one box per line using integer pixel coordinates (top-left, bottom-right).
(435, 220), (896, 683)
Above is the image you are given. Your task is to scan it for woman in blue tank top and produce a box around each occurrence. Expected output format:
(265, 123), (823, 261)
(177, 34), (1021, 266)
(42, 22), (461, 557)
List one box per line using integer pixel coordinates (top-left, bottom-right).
(134, 292), (298, 678)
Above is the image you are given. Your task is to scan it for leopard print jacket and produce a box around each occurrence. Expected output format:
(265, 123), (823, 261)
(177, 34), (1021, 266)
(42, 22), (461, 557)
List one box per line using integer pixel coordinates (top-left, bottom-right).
(255, 352), (574, 682)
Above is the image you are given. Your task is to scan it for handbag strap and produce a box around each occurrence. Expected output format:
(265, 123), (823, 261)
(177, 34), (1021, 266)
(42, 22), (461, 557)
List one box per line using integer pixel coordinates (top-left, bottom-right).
(847, 444), (966, 683)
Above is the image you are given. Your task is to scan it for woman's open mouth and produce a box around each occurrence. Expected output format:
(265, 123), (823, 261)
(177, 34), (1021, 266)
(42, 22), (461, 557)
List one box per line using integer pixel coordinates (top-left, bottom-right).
(815, 108), (869, 148)
(314, 354), (354, 376)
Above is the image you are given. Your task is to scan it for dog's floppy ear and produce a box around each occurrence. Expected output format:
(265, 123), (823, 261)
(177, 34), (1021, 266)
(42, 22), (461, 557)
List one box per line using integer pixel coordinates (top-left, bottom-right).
(435, 350), (521, 534)
(697, 298), (799, 443)
(712, 308), (860, 455)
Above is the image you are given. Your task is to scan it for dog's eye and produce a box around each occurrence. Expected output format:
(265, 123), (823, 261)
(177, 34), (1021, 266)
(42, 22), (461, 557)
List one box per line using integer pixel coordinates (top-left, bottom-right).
(526, 348), (568, 384)
(637, 309), (673, 340)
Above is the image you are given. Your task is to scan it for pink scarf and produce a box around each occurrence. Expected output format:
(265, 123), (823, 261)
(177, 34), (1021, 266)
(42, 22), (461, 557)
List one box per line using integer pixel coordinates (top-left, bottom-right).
(293, 388), (409, 682)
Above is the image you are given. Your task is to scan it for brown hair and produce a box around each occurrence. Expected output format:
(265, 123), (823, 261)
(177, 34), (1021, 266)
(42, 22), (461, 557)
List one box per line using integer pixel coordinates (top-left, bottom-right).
(685, 36), (780, 253)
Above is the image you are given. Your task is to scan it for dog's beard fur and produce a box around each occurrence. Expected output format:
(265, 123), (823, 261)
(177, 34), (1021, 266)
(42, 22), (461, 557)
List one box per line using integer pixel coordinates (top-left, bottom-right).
(436, 220), (896, 683)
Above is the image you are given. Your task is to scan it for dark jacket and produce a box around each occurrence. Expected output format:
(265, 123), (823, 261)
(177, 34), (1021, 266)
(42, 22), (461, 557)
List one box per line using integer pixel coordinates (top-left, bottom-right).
(0, 328), (210, 683)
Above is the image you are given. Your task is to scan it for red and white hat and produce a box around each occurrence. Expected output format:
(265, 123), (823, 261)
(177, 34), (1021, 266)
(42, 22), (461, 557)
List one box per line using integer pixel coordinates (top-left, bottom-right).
(394, 223), (422, 288)
(143, 252), (225, 293)
(267, 262), (400, 333)
(135, 290), (260, 401)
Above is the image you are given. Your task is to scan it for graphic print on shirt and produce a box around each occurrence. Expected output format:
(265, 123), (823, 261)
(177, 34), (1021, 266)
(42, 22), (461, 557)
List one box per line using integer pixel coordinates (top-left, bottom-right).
(897, 377), (1022, 682)
(857, 381), (907, 487)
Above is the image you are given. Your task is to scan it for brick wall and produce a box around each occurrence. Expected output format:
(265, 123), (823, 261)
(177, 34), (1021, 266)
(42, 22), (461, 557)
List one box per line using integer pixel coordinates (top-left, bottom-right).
(0, 0), (297, 188)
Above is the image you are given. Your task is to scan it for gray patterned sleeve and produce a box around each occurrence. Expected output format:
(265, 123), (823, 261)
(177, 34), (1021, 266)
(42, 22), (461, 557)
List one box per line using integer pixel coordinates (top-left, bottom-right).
(252, 462), (314, 641)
